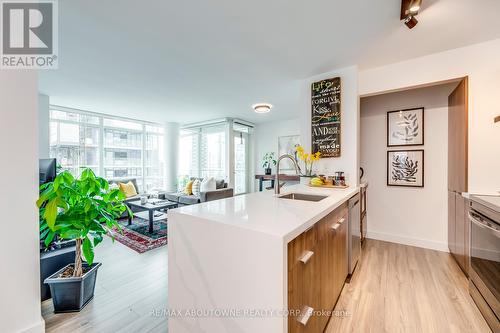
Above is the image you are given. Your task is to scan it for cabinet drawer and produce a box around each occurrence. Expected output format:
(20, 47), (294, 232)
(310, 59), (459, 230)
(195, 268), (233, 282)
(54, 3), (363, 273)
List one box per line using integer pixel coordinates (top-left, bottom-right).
(288, 224), (318, 271)
(288, 242), (321, 333)
(317, 203), (348, 241)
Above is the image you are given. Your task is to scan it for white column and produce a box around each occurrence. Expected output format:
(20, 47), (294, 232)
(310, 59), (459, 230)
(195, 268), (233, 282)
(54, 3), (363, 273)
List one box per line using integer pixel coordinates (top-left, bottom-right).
(226, 119), (235, 189)
(163, 122), (180, 192)
(38, 93), (50, 158)
(0, 72), (45, 332)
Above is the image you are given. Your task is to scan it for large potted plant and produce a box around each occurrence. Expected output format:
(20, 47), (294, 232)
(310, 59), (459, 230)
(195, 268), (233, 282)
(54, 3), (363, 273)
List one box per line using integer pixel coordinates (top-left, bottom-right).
(37, 168), (131, 312)
(262, 152), (277, 175)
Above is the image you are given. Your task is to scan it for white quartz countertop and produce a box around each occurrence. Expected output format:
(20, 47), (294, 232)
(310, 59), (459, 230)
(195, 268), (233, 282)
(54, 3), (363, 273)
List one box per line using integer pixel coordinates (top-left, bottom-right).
(169, 185), (359, 242)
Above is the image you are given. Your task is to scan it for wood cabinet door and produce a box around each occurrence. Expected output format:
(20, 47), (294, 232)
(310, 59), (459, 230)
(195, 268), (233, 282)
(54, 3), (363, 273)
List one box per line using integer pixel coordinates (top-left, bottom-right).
(333, 212), (348, 300)
(448, 78), (468, 193)
(448, 191), (456, 255)
(455, 193), (469, 275)
(288, 226), (321, 333)
(288, 243), (322, 333)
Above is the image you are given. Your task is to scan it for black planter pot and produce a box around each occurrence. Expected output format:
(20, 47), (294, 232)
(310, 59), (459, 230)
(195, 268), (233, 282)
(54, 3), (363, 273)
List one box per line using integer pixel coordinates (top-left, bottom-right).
(44, 262), (102, 313)
(265, 168), (272, 175)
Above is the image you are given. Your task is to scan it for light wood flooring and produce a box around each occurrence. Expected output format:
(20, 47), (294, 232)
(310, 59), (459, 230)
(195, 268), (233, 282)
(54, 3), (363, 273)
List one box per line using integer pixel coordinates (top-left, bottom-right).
(42, 238), (491, 333)
(41, 237), (168, 333)
(326, 239), (491, 333)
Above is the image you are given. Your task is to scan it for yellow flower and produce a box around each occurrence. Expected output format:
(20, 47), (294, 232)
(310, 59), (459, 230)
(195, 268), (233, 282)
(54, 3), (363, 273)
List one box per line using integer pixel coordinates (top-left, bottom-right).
(296, 145), (304, 153)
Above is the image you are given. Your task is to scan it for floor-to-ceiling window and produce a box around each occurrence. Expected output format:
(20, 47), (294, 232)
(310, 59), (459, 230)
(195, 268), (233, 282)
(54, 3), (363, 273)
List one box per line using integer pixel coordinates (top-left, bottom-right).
(178, 119), (253, 194)
(49, 107), (164, 192)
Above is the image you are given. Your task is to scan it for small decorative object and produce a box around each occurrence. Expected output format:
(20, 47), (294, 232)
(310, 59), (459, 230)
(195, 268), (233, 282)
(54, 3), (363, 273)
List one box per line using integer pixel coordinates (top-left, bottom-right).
(311, 77), (341, 158)
(140, 196), (148, 205)
(294, 145), (321, 184)
(308, 176), (348, 188)
(278, 135), (301, 171)
(37, 168), (131, 312)
(387, 150), (424, 187)
(262, 152), (277, 175)
(387, 107), (424, 147)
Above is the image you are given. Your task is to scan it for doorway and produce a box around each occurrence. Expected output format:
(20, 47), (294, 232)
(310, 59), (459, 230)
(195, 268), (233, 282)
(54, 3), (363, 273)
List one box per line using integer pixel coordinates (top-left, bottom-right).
(359, 80), (462, 251)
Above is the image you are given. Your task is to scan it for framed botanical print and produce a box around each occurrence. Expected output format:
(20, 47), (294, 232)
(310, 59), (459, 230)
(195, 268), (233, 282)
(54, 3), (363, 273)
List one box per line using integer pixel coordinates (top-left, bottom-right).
(387, 107), (424, 147)
(278, 135), (300, 171)
(387, 150), (424, 187)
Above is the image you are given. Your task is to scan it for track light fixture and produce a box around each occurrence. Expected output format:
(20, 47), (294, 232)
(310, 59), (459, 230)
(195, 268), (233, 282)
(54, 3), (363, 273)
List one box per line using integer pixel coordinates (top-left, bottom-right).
(404, 15), (418, 29)
(401, 0), (422, 29)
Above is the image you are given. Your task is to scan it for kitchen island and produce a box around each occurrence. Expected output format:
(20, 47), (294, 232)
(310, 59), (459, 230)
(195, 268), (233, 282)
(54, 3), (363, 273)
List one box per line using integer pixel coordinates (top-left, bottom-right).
(168, 185), (359, 333)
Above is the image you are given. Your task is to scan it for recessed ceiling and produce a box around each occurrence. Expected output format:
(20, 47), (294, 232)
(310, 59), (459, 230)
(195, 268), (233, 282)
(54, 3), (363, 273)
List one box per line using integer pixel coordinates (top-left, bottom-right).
(39, 0), (500, 124)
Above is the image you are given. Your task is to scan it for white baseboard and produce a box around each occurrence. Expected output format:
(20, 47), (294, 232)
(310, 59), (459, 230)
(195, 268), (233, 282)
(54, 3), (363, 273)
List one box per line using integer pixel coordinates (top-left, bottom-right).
(20, 318), (45, 333)
(366, 230), (449, 253)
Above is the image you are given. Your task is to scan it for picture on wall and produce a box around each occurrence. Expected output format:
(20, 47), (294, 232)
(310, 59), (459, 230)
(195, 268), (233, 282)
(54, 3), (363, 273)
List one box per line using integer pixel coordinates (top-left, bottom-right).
(311, 77), (341, 157)
(387, 107), (424, 147)
(387, 150), (424, 187)
(278, 135), (300, 171)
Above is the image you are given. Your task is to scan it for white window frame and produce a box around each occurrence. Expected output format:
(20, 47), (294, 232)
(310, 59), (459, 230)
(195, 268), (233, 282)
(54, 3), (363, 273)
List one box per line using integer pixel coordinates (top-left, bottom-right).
(49, 105), (164, 192)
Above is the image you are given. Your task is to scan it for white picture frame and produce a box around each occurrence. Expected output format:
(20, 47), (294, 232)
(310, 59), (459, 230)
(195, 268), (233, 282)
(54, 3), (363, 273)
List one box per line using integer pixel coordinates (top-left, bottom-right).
(278, 135), (300, 171)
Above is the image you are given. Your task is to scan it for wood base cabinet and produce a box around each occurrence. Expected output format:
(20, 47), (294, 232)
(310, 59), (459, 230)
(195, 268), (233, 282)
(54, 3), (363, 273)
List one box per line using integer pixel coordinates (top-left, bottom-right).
(449, 191), (469, 275)
(447, 77), (469, 276)
(288, 203), (348, 333)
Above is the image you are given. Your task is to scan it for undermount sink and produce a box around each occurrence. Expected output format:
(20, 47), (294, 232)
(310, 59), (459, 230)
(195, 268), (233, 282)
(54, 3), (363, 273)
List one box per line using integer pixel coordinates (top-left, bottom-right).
(279, 193), (328, 202)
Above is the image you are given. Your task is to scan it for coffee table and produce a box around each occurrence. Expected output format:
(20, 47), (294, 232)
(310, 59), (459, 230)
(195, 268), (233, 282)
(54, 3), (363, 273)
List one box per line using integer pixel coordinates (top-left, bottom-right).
(126, 199), (179, 233)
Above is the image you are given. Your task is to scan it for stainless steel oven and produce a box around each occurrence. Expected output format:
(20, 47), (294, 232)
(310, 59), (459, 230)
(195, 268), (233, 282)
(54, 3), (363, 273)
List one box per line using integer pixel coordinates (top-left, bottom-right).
(469, 195), (500, 332)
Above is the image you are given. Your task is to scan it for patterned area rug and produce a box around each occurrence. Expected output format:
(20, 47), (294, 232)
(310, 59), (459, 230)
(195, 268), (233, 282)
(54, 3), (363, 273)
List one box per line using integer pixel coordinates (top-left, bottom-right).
(107, 218), (168, 253)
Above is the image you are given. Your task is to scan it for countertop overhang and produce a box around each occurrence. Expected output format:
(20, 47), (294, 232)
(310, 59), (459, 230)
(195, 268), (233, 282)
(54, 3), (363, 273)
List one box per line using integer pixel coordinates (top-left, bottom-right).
(168, 185), (359, 242)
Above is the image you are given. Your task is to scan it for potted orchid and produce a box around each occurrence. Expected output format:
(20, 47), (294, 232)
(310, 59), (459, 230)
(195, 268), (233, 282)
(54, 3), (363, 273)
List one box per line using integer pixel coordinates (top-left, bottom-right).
(294, 145), (321, 184)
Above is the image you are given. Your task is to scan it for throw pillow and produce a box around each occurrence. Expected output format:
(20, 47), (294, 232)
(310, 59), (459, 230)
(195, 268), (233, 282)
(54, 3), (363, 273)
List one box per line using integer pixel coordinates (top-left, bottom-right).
(184, 180), (194, 195)
(119, 181), (137, 198)
(200, 177), (216, 192)
(192, 179), (201, 197)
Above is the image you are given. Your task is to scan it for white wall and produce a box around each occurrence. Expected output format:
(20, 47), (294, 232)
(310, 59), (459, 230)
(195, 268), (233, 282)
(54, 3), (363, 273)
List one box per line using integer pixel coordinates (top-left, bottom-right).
(253, 118), (301, 191)
(299, 66), (360, 186)
(253, 66), (360, 189)
(164, 122), (180, 192)
(38, 94), (50, 159)
(254, 117), (301, 174)
(360, 38), (500, 194)
(361, 84), (456, 252)
(0, 72), (44, 332)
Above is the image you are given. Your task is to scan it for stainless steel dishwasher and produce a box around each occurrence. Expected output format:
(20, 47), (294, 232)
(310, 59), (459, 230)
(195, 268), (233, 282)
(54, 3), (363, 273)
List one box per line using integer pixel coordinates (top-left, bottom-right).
(348, 193), (361, 275)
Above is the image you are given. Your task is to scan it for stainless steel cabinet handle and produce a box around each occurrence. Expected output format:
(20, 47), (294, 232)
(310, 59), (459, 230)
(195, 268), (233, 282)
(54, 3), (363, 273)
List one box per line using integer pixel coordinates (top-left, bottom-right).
(299, 250), (314, 264)
(331, 223), (340, 231)
(297, 306), (314, 326)
(338, 217), (346, 224)
(469, 212), (500, 238)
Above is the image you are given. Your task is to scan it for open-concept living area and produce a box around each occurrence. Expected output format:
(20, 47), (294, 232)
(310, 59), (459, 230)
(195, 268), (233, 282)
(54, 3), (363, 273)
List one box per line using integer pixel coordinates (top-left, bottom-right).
(2, 1), (500, 333)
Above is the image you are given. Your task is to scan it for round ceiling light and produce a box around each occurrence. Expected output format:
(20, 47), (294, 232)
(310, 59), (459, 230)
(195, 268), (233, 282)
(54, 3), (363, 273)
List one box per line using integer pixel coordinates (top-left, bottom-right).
(252, 103), (273, 114)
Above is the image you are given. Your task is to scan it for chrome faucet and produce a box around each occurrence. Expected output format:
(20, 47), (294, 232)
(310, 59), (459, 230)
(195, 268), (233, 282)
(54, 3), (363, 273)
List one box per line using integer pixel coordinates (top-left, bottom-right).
(275, 154), (300, 195)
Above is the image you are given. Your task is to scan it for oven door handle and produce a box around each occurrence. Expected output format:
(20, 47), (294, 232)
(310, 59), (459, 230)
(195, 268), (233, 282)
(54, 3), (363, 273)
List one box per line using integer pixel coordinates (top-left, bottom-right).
(469, 212), (500, 239)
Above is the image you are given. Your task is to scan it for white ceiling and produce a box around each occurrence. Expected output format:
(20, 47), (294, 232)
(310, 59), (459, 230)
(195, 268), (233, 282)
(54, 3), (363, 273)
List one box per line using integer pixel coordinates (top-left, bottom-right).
(39, 0), (500, 124)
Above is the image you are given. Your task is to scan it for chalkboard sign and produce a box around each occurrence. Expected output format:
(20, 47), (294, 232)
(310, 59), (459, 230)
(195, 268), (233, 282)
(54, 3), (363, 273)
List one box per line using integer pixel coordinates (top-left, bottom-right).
(311, 77), (341, 158)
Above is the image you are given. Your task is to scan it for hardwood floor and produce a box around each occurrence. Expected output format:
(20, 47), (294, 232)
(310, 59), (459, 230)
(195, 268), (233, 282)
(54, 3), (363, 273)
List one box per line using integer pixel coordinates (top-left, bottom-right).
(326, 239), (491, 333)
(43, 238), (490, 333)
(42, 237), (168, 333)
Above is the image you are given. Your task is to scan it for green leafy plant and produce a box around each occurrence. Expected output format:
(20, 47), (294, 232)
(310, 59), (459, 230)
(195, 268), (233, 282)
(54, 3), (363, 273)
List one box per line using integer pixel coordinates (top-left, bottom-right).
(262, 152), (277, 169)
(37, 168), (132, 277)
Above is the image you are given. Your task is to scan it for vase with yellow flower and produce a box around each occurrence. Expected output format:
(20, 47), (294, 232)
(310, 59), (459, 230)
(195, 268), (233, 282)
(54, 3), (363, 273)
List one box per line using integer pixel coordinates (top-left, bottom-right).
(294, 145), (321, 185)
